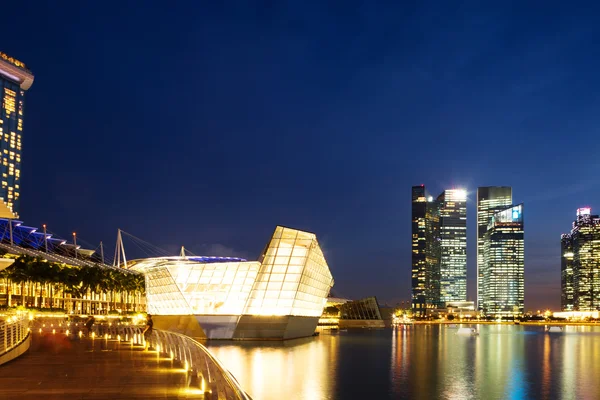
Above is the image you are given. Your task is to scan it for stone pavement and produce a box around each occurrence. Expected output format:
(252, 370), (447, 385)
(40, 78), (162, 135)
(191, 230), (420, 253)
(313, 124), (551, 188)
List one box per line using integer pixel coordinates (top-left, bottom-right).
(0, 332), (203, 400)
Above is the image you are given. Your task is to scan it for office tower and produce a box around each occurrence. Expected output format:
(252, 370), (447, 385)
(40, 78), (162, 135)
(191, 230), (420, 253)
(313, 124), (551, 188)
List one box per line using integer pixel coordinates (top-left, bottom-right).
(411, 186), (428, 315)
(477, 187), (512, 311)
(0, 52), (34, 217)
(437, 189), (467, 304)
(561, 234), (574, 311)
(411, 185), (441, 316)
(562, 208), (600, 311)
(481, 204), (524, 316)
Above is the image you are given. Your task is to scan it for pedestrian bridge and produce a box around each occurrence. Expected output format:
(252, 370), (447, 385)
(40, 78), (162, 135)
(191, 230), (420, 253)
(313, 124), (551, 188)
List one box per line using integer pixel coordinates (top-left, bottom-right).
(0, 316), (252, 400)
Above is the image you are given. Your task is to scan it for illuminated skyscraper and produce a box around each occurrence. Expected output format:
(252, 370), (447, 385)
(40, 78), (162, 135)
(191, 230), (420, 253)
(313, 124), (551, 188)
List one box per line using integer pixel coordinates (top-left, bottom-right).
(437, 189), (467, 303)
(411, 185), (440, 316)
(0, 52), (34, 217)
(476, 187), (512, 310)
(562, 208), (600, 311)
(481, 204), (524, 316)
(561, 234), (574, 311)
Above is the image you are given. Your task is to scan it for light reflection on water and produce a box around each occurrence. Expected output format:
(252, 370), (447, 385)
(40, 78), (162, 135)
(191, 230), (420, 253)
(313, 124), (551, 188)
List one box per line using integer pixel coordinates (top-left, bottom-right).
(205, 325), (600, 400)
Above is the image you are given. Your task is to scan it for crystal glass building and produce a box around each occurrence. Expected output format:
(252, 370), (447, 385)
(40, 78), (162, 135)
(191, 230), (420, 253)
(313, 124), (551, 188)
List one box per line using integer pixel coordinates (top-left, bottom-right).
(561, 208), (600, 311)
(481, 204), (524, 316)
(476, 187), (512, 311)
(129, 226), (334, 339)
(0, 52), (33, 217)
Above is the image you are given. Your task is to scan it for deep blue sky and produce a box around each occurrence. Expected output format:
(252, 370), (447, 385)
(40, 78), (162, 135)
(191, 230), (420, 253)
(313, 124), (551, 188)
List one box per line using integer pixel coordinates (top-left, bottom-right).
(3, 2), (600, 311)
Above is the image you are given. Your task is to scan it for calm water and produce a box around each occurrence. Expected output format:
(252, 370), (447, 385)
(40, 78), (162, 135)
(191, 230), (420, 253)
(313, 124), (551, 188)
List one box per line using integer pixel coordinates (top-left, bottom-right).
(206, 325), (600, 400)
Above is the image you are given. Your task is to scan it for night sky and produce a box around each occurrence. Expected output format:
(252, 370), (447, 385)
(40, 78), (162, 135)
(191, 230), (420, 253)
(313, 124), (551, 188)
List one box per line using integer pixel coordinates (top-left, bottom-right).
(3, 2), (600, 311)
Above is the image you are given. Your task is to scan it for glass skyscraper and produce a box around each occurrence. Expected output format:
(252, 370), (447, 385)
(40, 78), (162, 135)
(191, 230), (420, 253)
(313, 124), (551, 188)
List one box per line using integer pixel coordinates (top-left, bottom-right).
(411, 185), (441, 316)
(0, 52), (34, 217)
(476, 187), (512, 311)
(481, 204), (524, 316)
(412, 186), (466, 316)
(437, 189), (467, 303)
(561, 233), (574, 311)
(561, 208), (600, 311)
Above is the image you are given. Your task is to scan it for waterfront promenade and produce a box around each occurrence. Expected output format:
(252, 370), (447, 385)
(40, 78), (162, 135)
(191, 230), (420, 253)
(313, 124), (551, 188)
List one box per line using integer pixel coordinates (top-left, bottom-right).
(0, 331), (201, 400)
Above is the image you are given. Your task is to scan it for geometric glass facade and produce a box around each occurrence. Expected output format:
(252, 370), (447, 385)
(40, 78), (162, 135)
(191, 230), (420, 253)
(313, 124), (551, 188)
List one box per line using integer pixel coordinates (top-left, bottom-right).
(481, 204), (524, 316)
(476, 186), (512, 311)
(562, 208), (600, 311)
(438, 189), (467, 304)
(339, 296), (382, 320)
(129, 226), (334, 318)
(0, 52), (34, 217)
(245, 226), (333, 317)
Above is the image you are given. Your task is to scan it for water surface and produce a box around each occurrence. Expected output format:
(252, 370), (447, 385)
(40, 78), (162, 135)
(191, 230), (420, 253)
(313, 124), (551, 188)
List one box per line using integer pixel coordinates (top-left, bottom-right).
(206, 325), (600, 400)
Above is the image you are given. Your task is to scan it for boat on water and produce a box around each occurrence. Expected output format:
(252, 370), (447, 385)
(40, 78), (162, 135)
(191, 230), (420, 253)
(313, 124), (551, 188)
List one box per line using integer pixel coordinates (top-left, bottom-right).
(545, 326), (563, 333)
(457, 327), (479, 336)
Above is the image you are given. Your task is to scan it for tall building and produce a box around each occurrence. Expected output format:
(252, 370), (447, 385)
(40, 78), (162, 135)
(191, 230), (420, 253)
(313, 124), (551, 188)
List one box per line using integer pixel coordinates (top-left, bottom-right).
(0, 52), (34, 217)
(411, 185), (441, 316)
(561, 234), (574, 311)
(561, 208), (600, 311)
(476, 187), (512, 310)
(481, 204), (524, 316)
(411, 186), (429, 315)
(437, 189), (467, 303)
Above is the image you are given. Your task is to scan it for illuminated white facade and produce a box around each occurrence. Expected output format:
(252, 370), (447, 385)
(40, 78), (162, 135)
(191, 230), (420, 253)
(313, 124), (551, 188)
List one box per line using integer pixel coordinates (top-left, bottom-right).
(129, 226), (334, 339)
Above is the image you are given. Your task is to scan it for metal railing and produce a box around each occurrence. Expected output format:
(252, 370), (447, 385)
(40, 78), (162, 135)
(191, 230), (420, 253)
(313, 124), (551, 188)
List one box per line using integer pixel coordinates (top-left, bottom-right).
(35, 319), (252, 400)
(0, 313), (30, 355)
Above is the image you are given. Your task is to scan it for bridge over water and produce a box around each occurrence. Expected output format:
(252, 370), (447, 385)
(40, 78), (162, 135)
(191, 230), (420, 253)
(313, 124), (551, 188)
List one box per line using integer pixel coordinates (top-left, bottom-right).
(0, 317), (251, 400)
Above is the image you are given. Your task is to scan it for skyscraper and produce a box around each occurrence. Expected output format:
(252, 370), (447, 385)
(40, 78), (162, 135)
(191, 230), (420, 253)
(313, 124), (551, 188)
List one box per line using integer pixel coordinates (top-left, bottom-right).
(477, 187), (512, 311)
(437, 189), (467, 303)
(411, 186), (427, 315)
(0, 52), (34, 217)
(481, 204), (524, 316)
(561, 208), (600, 311)
(411, 185), (441, 316)
(560, 234), (574, 311)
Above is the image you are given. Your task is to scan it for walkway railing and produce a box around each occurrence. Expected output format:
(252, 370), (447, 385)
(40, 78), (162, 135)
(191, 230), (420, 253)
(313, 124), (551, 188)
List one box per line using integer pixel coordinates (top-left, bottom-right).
(0, 313), (30, 355)
(39, 319), (252, 400)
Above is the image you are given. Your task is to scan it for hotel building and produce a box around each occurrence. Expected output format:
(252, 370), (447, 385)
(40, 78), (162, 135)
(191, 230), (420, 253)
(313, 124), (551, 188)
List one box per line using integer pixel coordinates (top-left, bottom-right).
(0, 52), (34, 217)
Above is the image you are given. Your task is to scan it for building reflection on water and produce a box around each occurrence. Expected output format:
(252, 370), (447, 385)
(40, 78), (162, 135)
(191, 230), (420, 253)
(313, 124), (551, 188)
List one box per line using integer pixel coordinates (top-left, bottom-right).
(207, 325), (600, 400)
(206, 335), (340, 400)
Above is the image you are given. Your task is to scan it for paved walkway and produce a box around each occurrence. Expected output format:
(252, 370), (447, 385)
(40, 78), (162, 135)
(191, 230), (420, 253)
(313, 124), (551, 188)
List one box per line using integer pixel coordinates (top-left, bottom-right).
(0, 332), (203, 400)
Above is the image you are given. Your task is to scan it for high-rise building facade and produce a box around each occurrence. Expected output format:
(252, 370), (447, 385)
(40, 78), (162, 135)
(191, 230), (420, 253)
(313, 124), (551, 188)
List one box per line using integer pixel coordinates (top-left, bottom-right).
(411, 186), (429, 315)
(476, 187), (512, 311)
(560, 234), (574, 311)
(411, 185), (441, 316)
(561, 208), (600, 311)
(481, 204), (524, 316)
(0, 52), (34, 217)
(438, 189), (467, 303)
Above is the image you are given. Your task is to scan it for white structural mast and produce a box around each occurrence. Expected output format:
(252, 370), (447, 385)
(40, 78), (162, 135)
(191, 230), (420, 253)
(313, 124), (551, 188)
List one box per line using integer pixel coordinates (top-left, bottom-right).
(113, 229), (128, 269)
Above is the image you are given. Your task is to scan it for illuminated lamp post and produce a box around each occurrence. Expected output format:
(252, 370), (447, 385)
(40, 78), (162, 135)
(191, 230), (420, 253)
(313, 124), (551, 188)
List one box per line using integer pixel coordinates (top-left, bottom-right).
(73, 232), (77, 259)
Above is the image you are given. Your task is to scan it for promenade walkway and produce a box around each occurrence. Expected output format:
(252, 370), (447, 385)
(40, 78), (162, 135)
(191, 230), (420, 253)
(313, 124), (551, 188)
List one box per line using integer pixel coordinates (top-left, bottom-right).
(0, 328), (205, 400)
